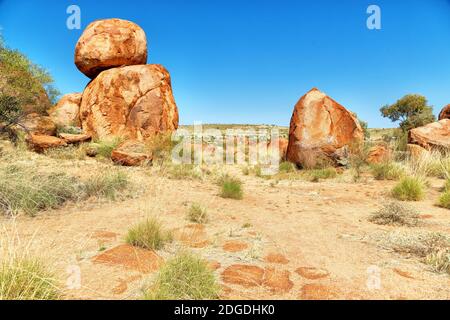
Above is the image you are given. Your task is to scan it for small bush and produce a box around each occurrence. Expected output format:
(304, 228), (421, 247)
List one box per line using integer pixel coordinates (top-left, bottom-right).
(84, 171), (128, 200)
(95, 138), (122, 158)
(391, 176), (425, 201)
(425, 249), (450, 274)
(305, 167), (337, 182)
(438, 191), (450, 209)
(218, 175), (243, 200)
(167, 164), (202, 180)
(0, 257), (59, 300)
(144, 252), (220, 300)
(279, 161), (296, 173)
(369, 202), (419, 227)
(187, 203), (208, 224)
(371, 162), (404, 180)
(126, 217), (173, 250)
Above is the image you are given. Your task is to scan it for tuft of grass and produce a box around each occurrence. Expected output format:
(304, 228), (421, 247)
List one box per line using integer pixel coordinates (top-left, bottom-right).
(305, 167), (337, 182)
(438, 191), (450, 209)
(425, 249), (450, 274)
(144, 252), (220, 300)
(371, 162), (405, 180)
(279, 161), (296, 173)
(126, 217), (173, 250)
(444, 179), (450, 192)
(44, 144), (88, 161)
(369, 201), (419, 227)
(0, 257), (59, 300)
(187, 203), (208, 224)
(167, 164), (203, 180)
(95, 138), (122, 159)
(218, 175), (243, 200)
(391, 176), (425, 201)
(83, 171), (128, 200)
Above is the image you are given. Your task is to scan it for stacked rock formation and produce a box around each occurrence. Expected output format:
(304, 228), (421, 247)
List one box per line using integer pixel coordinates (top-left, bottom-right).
(286, 88), (364, 167)
(32, 18), (179, 165)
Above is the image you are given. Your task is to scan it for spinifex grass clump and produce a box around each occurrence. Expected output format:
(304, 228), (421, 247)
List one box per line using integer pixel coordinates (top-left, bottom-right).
(126, 217), (173, 250)
(391, 176), (425, 201)
(218, 174), (243, 200)
(438, 191), (450, 209)
(369, 201), (419, 227)
(0, 257), (59, 300)
(371, 162), (405, 180)
(144, 252), (219, 300)
(83, 171), (128, 200)
(187, 203), (208, 224)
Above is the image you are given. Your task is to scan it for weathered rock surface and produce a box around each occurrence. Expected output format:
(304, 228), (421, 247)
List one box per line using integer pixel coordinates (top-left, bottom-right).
(286, 88), (363, 166)
(59, 133), (92, 144)
(26, 134), (67, 152)
(367, 144), (391, 164)
(75, 19), (148, 79)
(80, 64), (179, 141)
(111, 140), (152, 166)
(408, 119), (450, 150)
(18, 113), (57, 136)
(407, 143), (429, 160)
(48, 93), (82, 127)
(439, 105), (450, 120)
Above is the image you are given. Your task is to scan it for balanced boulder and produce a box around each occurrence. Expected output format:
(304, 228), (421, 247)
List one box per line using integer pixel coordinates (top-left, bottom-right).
(286, 88), (363, 166)
(408, 119), (450, 150)
(75, 18), (148, 79)
(80, 64), (179, 141)
(439, 105), (450, 120)
(48, 93), (82, 127)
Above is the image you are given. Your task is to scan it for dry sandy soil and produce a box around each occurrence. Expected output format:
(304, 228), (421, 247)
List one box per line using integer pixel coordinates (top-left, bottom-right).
(1, 148), (450, 300)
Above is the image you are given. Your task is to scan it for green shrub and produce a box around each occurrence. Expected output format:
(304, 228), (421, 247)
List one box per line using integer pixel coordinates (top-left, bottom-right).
(218, 175), (243, 200)
(279, 161), (296, 173)
(305, 167), (337, 182)
(371, 162), (404, 180)
(144, 252), (219, 300)
(126, 217), (173, 250)
(438, 191), (450, 209)
(84, 171), (128, 200)
(95, 138), (122, 158)
(444, 179), (450, 192)
(187, 203), (208, 224)
(0, 257), (59, 300)
(391, 176), (425, 201)
(369, 202), (419, 226)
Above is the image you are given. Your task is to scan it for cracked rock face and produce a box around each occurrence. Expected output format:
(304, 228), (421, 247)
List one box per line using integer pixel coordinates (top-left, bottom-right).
(286, 88), (363, 166)
(75, 18), (148, 79)
(408, 119), (450, 150)
(79, 64), (179, 141)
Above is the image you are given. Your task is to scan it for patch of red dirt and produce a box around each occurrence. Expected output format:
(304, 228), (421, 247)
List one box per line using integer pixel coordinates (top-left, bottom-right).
(221, 265), (265, 287)
(264, 253), (289, 264)
(295, 267), (329, 280)
(208, 260), (222, 270)
(222, 241), (249, 253)
(419, 214), (433, 219)
(393, 268), (415, 279)
(92, 244), (162, 273)
(299, 283), (339, 300)
(262, 267), (293, 292)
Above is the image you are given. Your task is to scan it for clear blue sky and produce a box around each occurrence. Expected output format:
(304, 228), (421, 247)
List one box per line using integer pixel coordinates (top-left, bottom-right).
(1, 0), (450, 128)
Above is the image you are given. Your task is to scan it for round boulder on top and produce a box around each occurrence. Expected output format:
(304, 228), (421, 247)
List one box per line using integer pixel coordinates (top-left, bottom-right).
(79, 64), (179, 141)
(439, 104), (450, 120)
(75, 18), (148, 79)
(286, 88), (364, 166)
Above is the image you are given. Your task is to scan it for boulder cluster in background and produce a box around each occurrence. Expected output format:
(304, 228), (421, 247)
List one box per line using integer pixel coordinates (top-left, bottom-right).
(25, 18), (179, 166)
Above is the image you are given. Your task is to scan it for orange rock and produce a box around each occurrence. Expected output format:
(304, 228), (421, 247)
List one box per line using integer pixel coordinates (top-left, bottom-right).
(367, 144), (391, 164)
(408, 119), (450, 150)
(262, 267), (293, 293)
(26, 134), (67, 153)
(299, 283), (339, 300)
(111, 141), (152, 166)
(92, 244), (162, 273)
(75, 19), (147, 79)
(295, 267), (330, 280)
(439, 104), (450, 120)
(264, 253), (289, 265)
(221, 264), (265, 288)
(407, 143), (429, 160)
(59, 133), (91, 144)
(19, 113), (56, 136)
(80, 64), (179, 141)
(48, 93), (82, 127)
(286, 88), (363, 166)
(222, 241), (248, 253)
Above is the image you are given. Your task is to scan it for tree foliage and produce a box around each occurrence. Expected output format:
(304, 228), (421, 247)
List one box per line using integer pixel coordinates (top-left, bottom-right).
(380, 94), (435, 132)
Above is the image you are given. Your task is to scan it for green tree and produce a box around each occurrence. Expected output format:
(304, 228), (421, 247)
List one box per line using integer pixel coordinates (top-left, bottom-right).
(380, 94), (435, 132)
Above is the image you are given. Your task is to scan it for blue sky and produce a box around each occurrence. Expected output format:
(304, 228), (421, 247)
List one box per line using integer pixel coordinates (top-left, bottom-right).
(1, 0), (449, 128)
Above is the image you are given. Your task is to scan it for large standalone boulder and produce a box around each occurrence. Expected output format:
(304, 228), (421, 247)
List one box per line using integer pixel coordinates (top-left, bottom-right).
(286, 88), (364, 166)
(79, 64), (179, 141)
(408, 119), (450, 150)
(439, 105), (450, 120)
(75, 18), (148, 79)
(48, 93), (82, 127)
